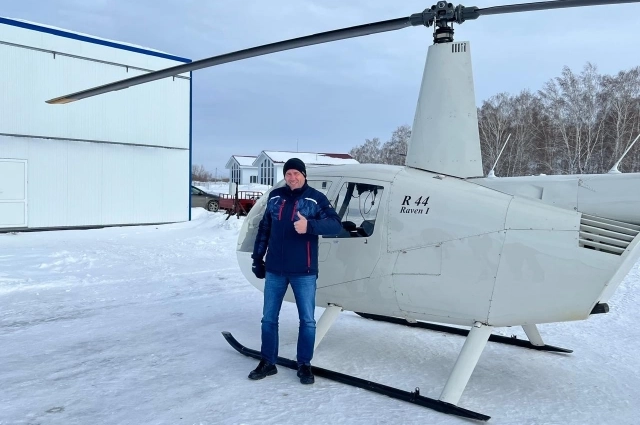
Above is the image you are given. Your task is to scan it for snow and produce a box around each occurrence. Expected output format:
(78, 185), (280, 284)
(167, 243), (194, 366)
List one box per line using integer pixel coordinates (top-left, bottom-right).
(232, 156), (257, 167)
(1, 209), (640, 425)
(263, 151), (359, 165)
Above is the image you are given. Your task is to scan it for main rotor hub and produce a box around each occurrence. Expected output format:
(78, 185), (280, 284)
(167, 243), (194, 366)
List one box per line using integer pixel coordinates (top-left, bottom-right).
(432, 2), (456, 43)
(410, 3), (481, 44)
(433, 1), (456, 23)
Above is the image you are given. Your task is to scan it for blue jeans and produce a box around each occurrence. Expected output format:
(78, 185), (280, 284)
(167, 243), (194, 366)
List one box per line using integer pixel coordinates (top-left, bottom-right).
(261, 272), (317, 366)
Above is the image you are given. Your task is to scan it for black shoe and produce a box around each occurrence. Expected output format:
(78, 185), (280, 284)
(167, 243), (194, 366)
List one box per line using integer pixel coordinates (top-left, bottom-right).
(248, 360), (277, 380)
(297, 364), (315, 385)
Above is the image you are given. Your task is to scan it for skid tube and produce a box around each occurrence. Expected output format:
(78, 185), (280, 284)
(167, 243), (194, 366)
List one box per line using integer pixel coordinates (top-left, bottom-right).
(222, 331), (490, 421)
(355, 313), (572, 353)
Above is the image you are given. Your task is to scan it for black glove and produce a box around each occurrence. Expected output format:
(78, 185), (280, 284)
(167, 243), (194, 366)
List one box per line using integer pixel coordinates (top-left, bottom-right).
(252, 259), (266, 279)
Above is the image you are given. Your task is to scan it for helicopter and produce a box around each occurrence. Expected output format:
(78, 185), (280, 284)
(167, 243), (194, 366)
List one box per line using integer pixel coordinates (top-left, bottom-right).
(47, 0), (640, 421)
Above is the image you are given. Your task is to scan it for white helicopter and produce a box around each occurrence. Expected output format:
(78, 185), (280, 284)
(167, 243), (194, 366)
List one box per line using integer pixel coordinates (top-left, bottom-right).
(48, 0), (640, 420)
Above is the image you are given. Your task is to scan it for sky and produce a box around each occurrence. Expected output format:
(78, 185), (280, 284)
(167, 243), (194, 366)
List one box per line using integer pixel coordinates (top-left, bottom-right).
(1, 195), (640, 424)
(3, 1), (640, 175)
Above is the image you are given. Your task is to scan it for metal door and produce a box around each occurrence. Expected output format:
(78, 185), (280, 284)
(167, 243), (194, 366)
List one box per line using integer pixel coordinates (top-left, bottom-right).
(0, 159), (27, 228)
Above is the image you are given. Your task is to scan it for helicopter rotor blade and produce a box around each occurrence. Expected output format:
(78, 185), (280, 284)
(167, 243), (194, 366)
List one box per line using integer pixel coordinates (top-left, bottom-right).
(47, 0), (640, 104)
(46, 17), (414, 104)
(474, 0), (640, 17)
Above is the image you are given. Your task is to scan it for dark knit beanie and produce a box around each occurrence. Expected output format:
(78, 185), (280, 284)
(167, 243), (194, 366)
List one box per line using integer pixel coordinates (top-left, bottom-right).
(283, 158), (306, 177)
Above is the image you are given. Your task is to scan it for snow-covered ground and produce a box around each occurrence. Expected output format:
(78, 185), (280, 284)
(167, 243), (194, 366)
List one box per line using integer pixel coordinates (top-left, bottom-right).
(1, 209), (639, 425)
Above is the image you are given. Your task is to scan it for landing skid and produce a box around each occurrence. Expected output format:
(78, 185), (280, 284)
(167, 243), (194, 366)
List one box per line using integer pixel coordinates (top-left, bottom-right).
(222, 331), (490, 421)
(355, 312), (572, 353)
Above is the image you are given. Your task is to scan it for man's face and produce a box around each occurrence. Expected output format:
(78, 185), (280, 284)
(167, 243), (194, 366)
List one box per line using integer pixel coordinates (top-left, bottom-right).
(285, 169), (305, 190)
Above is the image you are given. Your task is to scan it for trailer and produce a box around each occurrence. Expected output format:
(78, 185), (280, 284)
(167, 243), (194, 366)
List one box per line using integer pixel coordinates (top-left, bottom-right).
(220, 191), (263, 218)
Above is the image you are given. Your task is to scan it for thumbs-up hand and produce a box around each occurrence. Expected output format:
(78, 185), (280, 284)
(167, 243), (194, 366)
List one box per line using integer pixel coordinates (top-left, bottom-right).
(294, 211), (308, 234)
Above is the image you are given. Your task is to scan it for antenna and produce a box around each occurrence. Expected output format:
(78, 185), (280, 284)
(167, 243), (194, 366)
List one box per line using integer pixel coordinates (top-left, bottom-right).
(608, 133), (640, 174)
(487, 133), (511, 178)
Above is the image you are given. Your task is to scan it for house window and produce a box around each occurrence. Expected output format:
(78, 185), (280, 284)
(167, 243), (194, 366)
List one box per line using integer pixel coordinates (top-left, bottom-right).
(259, 159), (275, 186)
(250, 175), (257, 183)
(232, 163), (241, 184)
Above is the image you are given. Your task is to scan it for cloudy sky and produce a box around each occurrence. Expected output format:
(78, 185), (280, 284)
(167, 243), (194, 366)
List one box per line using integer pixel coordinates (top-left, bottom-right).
(3, 0), (640, 175)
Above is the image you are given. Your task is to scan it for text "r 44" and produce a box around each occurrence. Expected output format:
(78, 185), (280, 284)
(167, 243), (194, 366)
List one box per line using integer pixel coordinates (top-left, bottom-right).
(402, 196), (429, 206)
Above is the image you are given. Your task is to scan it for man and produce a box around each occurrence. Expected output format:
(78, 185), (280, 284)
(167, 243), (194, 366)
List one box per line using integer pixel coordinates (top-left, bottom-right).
(249, 157), (342, 385)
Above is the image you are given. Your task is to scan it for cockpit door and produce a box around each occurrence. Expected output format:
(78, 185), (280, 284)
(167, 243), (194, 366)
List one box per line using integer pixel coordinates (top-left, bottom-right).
(317, 178), (387, 288)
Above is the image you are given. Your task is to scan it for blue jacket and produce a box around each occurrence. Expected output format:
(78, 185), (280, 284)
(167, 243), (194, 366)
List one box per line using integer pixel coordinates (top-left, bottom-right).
(252, 182), (342, 276)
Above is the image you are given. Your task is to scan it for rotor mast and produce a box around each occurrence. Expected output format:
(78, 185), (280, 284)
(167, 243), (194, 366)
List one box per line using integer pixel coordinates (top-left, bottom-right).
(432, 2), (458, 44)
(404, 2), (484, 178)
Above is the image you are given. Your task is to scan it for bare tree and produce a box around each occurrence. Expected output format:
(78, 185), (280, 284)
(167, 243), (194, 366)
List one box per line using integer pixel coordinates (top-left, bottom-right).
(191, 164), (214, 182)
(479, 93), (514, 175)
(508, 91), (547, 176)
(601, 67), (640, 172)
(349, 137), (383, 164)
(478, 91), (543, 176)
(380, 125), (411, 166)
(539, 63), (607, 174)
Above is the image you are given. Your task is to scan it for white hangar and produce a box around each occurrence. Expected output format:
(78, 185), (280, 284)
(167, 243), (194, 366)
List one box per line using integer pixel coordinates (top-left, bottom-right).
(0, 17), (192, 231)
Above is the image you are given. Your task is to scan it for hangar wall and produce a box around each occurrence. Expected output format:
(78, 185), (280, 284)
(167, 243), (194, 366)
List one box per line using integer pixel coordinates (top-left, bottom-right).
(0, 17), (192, 230)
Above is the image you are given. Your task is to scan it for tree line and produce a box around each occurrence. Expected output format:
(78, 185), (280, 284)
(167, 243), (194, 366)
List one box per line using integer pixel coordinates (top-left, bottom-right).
(191, 165), (229, 182)
(349, 63), (640, 176)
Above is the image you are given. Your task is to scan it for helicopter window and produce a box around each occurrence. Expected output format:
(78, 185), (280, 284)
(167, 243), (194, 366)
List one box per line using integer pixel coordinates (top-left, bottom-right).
(326, 182), (383, 238)
(307, 179), (332, 196)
